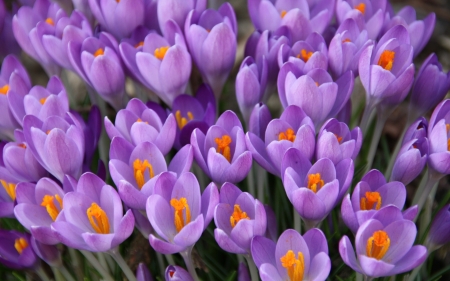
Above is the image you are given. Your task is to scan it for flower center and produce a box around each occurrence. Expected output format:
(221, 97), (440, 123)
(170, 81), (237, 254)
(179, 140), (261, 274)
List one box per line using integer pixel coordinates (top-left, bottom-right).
(170, 197), (191, 233)
(133, 159), (154, 190)
(154, 46), (170, 60)
(94, 48), (104, 57)
(0, 84), (9, 95)
(215, 135), (232, 162)
(307, 173), (324, 193)
(18, 143), (27, 149)
(40, 97), (47, 104)
(334, 133), (343, 143)
(135, 41), (144, 48)
(278, 128), (296, 142)
(366, 230), (390, 260)
(296, 49), (313, 62)
(45, 18), (54, 26)
(230, 204), (249, 228)
(280, 250), (305, 281)
(355, 3), (366, 14)
(87, 203), (110, 234)
(175, 110), (194, 129)
(281, 10), (288, 18)
(14, 238), (28, 254)
(1, 180), (16, 200)
(378, 50), (395, 71)
(41, 194), (63, 221)
(136, 118), (148, 124)
(360, 191), (381, 211)
(342, 38), (351, 43)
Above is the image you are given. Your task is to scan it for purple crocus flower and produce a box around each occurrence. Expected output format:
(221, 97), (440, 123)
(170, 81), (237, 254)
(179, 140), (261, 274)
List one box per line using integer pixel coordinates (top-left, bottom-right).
(251, 228), (331, 281)
(427, 204), (450, 251)
(391, 138), (428, 185)
(316, 118), (362, 164)
(68, 32), (125, 110)
(109, 137), (193, 210)
(185, 3), (237, 98)
(165, 265), (193, 281)
(157, 0), (206, 37)
(339, 206), (427, 278)
(52, 172), (135, 252)
(22, 113), (85, 182)
(135, 21), (191, 107)
(282, 148), (354, 227)
(214, 182), (266, 254)
(0, 231), (38, 269)
(403, 117), (428, 146)
(246, 105), (315, 177)
(191, 110), (252, 185)
(409, 53), (450, 121)
(147, 172), (219, 254)
(89, 0), (144, 39)
(105, 98), (176, 155)
(0, 165), (20, 218)
(238, 262), (251, 281)
(0, 7), (21, 59)
(31, 237), (61, 267)
(137, 263), (154, 281)
(427, 99), (450, 176)
(341, 169), (417, 233)
(12, 0), (65, 76)
(14, 177), (66, 244)
(248, 103), (272, 141)
(328, 18), (372, 78)
(382, 6), (435, 57)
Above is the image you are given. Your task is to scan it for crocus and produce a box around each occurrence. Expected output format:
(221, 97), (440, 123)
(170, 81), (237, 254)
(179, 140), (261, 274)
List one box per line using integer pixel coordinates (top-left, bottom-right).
(30, 237), (61, 267)
(251, 228), (331, 281)
(158, 0), (206, 37)
(0, 165), (20, 218)
(391, 138), (428, 185)
(341, 169), (417, 233)
(185, 3), (237, 98)
(52, 172), (135, 252)
(248, 103), (271, 141)
(0, 231), (38, 269)
(339, 206), (427, 278)
(165, 265), (193, 281)
(426, 100), (450, 176)
(137, 263), (154, 281)
(426, 204), (450, 251)
(105, 98), (176, 155)
(238, 262), (251, 281)
(214, 182), (266, 254)
(246, 105), (315, 177)
(191, 110), (252, 185)
(147, 172), (219, 254)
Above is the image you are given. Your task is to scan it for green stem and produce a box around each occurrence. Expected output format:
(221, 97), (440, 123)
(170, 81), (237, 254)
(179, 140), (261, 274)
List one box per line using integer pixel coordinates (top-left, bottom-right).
(419, 183), (438, 238)
(384, 120), (410, 180)
(244, 255), (259, 281)
(180, 247), (199, 281)
(36, 266), (51, 281)
(255, 164), (267, 203)
(294, 208), (302, 233)
(109, 248), (137, 281)
(413, 171), (441, 221)
(51, 267), (64, 281)
(364, 111), (388, 175)
(156, 252), (166, 277)
(58, 265), (76, 281)
(247, 163), (256, 196)
(359, 101), (376, 135)
(165, 254), (175, 265)
(80, 250), (114, 281)
(97, 252), (111, 273)
(68, 248), (84, 281)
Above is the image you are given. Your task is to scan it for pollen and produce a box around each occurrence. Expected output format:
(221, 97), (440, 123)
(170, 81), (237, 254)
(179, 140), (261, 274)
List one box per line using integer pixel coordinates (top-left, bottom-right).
(378, 50), (395, 71)
(18, 143), (27, 149)
(355, 3), (366, 14)
(280, 250), (305, 281)
(41, 194), (63, 221)
(281, 10), (288, 18)
(40, 97), (47, 104)
(296, 49), (313, 62)
(230, 204), (249, 228)
(1, 180), (16, 201)
(0, 84), (9, 95)
(45, 18), (55, 26)
(135, 41), (144, 48)
(278, 128), (296, 142)
(136, 118), (148, 124)
(175, 110), (194, 129)
(14, 238), (28, 254)
(360, 192), (382, 211)
(215, 135), (232, 162)
(94, 48), (104, 57)
(342, 38), (351, 43)
(307, 173), (325, 193)
(154, 46), (170, 60)
(133, 159), (154, 190)
(87, 203), (110, 234)
(334, 133), (343, 143)
(170, 197), (191, 233)
(366, 230), (390, 260)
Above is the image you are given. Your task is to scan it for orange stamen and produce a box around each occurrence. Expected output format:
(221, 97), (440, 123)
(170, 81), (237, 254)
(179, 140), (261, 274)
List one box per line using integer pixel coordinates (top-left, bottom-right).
(18, 143), (27, 149)
(360, 192), (382, 211)
(377, 50), (395, 71)
(307, 173), (324, 193)
(281, 10), (288, 18)
(366, 230), (390, 260)
(45, 18), (54, 26)
(355, 3), (366, 14)
(170, 197), (191, 233)
(278, 128), (296, 142)
(175, 110), (194, 129)
(296, 49), (313, 62)
(215, 135), (232, 162)
(154, 46), (170, 60)
(135, 41), (144, 48)
(342, 38), (351, 43)
(230, 205), (249, 228)
(334, 133), (343, 143)
(1, 180), (16, 200)
(40, 97), (47, 105)
(94, 48), (104, 57)
(280, 250), (305, 281)
(0, 84), (9, 95)
(41, 194), (63, 221)
(87, 203), (110, 234)
(14, 238), (28, 254)
(133, 159), (154, 190)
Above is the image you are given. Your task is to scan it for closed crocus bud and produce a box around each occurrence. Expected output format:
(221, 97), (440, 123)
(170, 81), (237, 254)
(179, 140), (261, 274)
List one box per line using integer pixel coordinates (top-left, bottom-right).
(185, 3), (237, 98)
(382, 6), (435, 57)
(246, 105), (315, 177)
(89, 0), (144, 39)
(105, 98), (176, 155)
(238, 262), (250, 281)
(147, 172), (219, 254)
(339, 206), (427, 278)
(316, 118), (362, 164)
(214, 182), (266, 254)
(427, 100), (450, 176)
(31, 237), (61, 267)
(165, 265), (193, 281)
(136, 21), (191, 107)
(403, 117), (428, 146)
(157, 0), (206, 37)
(251, 228), (331, 281)
(191, 110), (252, 185)
(22, 113), (85, 182)
(248, 103), (271, 140)
(391, 138), (428, 185)
(52, 172), (135, 252)
(137, 263), (154, 281)
(427, 204), (450, 251)
(409, 54), (450, 121)
(68, 32), (125, 111)
(0, 231), (38, 269)
(236, 56), (267, 124)
(12, 0), (65, 76)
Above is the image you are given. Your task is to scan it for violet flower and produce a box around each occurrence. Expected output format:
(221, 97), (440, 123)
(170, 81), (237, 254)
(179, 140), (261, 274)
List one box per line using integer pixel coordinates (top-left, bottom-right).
(30, 237), (61, 267)
(251, 228), (331, 281)
(52, 172), (135, 252)
(427, 204), (450, 251)
(157, 0), (206, 37)
(137, 263), (154, 281)
(165, 265), (193, 281)
(391, 138), (428, 185)
(191, 110), (252, 185)
(248, 103), (271, 141)
(341, 169), (417, 234)
(339, 206), (427, 278)
(105, 98), (176, 155)
(109, 137), (193, 210)
(214, 182), (266, 254)
(0, 165), (20, 218)
(238, 262), (251, 281)
(0, 231), (38, 269)
(185, 3), (237, 97)
(246, 105), (315, 177)
(427, 99), (450, 176)
(147, 172), (219, 254)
